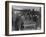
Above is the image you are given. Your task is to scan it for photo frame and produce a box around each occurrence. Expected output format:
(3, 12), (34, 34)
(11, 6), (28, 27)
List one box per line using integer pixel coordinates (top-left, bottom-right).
(5, 1), (45, 36)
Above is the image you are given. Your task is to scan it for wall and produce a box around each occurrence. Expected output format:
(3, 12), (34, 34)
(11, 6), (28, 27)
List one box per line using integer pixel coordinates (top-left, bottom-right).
(0, 0), (46, 37)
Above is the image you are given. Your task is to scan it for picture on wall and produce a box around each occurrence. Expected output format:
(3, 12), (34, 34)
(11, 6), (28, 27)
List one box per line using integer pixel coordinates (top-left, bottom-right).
(5, 1), (45, 36)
